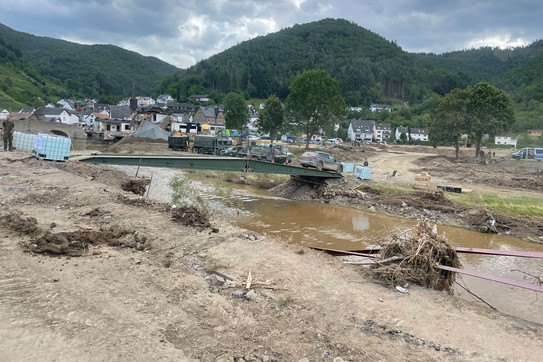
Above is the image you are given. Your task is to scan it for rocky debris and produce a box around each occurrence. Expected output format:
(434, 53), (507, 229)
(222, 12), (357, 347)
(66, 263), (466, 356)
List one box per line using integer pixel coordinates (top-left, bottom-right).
(27, 228), (149, 256)
(121, 177), (151, 196)
(171, 205), (211, 229)
(0, 212), (43, 236)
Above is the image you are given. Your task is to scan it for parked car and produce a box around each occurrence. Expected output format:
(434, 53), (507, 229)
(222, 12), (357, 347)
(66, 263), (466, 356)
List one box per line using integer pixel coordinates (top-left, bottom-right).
(299, 151), (343, 173)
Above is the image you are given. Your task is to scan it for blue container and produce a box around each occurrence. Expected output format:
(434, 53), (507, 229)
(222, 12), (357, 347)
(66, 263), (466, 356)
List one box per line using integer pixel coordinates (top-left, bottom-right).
(354, 166), (372, 180)
(13, 132), (38, 153)
(341, 162), (354, 173)
(34, 133), (71, 161)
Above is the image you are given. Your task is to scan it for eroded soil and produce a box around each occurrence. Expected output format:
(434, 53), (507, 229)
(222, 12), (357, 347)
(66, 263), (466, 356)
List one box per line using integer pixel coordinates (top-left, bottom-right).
(1, 148), (542, 361)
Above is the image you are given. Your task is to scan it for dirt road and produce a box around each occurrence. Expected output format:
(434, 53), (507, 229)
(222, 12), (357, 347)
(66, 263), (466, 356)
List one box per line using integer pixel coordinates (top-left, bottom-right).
(1, 149), (542, 361)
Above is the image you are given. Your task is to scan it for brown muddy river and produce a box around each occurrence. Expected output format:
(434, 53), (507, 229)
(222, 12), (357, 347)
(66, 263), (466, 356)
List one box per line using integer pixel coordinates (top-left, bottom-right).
(117, 166), (543, 325)
(234, 185), (543, 325)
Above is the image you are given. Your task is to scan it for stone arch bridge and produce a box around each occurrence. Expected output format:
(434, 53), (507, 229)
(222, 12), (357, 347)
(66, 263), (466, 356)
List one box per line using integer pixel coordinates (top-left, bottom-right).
(14, 119), (88, 149)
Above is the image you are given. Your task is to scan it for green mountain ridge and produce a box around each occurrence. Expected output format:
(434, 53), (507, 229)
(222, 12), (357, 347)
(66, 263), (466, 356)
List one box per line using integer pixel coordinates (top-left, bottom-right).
(0, 23), (179, 102)
(1, 17), (543, 135)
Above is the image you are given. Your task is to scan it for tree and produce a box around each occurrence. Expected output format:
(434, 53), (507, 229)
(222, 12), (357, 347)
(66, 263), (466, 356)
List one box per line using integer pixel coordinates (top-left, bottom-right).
(98, 94), (116, 105)
(259, 95), (284, 143)
(467, 83), (515, 157)
(224, 92), (248, 130)
(431, 88), (471, 159)
(399, 131), (408, 144)
(285, 70), (347, 149)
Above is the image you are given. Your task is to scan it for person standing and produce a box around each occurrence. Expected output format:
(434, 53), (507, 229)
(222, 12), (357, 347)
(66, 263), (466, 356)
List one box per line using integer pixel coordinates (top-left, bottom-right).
(2, 114), (15, 152)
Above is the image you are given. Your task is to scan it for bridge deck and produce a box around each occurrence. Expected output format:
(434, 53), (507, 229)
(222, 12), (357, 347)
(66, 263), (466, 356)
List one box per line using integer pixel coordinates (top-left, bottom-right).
(74, 154), (343, 178)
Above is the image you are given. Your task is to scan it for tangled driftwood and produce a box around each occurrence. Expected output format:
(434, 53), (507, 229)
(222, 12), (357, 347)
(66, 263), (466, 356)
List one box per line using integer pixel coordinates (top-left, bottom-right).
(371, 219), (461, 292)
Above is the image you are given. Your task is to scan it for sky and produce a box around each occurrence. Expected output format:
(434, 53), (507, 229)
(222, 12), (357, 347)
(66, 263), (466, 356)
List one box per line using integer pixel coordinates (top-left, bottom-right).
(1, 0), (542, 69)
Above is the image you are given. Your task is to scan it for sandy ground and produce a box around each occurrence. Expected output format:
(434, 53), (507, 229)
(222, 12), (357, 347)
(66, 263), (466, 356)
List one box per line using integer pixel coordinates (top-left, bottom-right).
(1, 146), (543, 361)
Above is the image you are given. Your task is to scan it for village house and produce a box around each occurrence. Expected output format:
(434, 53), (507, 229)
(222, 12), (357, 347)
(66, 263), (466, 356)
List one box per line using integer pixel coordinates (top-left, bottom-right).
(19, 107), (36, 113)
(495, 133), (517, 147)
(375, 123), (392, 143)
(9, 112), (33, 121)
(156, 94), (174, 105)
(193, 106), (225, 135)
(0, 108), (10, 119)
(79, 110), (97, 127)
(349, 106), (363, 112)
(527, 129), (542, 137)
(92, 119), (132, 138)
(410, 128), (429, 142)
(34, 107), (77, 124)
(369, 104), (391, 112)
(137, 97), (156, 107)
(57, 99), (75, 111)
(348, 120), (375, 143)
(110, 105), (133, 120)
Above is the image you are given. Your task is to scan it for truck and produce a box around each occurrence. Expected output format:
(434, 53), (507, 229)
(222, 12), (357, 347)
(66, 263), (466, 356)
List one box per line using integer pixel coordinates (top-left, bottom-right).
(248, 144), (289, 164)
(192, 135), (232, 155)
(168, 136), (190, 151)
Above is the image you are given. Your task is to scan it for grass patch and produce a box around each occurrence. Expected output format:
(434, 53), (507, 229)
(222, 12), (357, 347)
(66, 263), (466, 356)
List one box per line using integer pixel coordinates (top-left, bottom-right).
(447, 192), (543, 217)
(277, 296), (295, 309)
(368, 183), (418, 196)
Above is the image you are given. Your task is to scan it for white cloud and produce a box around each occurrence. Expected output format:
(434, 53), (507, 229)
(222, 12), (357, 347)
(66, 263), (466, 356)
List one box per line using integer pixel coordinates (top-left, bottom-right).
(2, 0), (542, 67)
(466, 35), (529, 50)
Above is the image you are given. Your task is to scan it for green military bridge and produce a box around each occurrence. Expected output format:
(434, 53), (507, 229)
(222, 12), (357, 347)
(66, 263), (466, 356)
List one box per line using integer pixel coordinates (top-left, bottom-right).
(75, 154), (343, 179)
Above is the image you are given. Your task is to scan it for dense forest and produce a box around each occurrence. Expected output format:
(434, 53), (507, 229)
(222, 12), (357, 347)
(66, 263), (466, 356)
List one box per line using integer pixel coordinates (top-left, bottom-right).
(0, 35), (65, 110)
(156, 18), (463, 106)
(0, 23), (178, 100)
(155, 19), (543, 139)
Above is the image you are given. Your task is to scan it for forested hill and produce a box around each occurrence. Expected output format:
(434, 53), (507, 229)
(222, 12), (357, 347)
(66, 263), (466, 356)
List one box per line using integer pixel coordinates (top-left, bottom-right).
(0, 36), (65, 110)
(0, 23), (179, 99)
(157, 18), (462, 106)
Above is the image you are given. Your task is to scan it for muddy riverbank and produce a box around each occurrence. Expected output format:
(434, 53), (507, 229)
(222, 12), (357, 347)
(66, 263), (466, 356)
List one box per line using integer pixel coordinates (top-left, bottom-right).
(1, 148), (542, 361)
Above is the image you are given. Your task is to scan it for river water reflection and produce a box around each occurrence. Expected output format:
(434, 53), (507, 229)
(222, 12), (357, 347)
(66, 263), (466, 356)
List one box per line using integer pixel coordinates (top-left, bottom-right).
(234, 185), (543, 324)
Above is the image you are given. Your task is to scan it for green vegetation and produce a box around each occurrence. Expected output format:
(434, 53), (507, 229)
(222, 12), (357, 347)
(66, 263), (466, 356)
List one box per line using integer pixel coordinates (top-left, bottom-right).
(224, 92), (249, 129)
(156, 18), (444, 105)
(432, 83), (515, 158)
(0, 23), (178, 100)
(447, 192), (543, 218)
(258, 94), (284, 143)
(0, 35), (65, 108)
(285, 70), (347, 149)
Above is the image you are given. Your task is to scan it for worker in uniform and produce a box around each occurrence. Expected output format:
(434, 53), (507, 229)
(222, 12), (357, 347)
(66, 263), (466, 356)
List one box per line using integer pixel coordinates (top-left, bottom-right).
(2, 114), (15, 152)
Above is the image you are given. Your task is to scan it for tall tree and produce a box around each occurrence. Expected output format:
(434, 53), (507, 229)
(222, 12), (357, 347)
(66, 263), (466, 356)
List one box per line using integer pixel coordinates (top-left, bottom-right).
(224, 92), (248, 130)
(431, 88), (471, 159)
(259, 95), (284, 143)
(285, 70), (347, 149)
(467, 82), (515, 157)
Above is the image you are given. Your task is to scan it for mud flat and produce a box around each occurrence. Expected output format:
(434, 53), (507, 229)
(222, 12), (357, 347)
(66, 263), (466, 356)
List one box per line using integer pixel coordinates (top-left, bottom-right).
(0, 150), (542, 361)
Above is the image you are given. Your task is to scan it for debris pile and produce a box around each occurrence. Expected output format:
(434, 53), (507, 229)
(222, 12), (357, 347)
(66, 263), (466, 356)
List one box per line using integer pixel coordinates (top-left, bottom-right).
(121, 177), (151, 196)
(29, 229), (140, 256)
(171, 205), (211, 229)
(371, 219), (461, 292)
